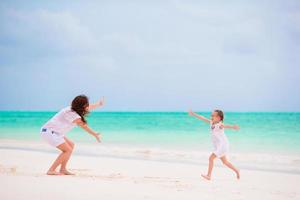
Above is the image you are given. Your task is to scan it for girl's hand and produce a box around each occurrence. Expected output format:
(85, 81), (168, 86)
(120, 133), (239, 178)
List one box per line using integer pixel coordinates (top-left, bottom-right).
(94, 133), (101, 143)
(188, 110), (195, 116)
(188, 110), (211, 123)
(233, 125), (240, 131)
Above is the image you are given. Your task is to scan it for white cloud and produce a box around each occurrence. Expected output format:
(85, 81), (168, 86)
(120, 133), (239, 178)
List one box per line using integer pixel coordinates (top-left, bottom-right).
(6, 8), (97, 51)
(287, 10), (300, 32)
(0, 1), (299, 111)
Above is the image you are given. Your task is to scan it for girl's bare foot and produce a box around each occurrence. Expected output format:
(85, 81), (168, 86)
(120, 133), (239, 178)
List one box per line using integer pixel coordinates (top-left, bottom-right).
(236, 170), (240, 180)
(201, 174), (211, 180)
(47, 171), (62, 175)
(60, 170), (75, 175)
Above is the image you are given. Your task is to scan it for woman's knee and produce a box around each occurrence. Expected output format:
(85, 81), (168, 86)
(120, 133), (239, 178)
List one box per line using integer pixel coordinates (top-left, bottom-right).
(58, 143), (73, 153)
(69, 142), (75, 150)
(64, 138), (75, 150)
(63, 147), (72, 154)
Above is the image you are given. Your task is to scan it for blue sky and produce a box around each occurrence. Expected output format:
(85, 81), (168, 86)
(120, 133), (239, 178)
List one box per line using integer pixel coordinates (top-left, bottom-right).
(0, 0), (299, 111)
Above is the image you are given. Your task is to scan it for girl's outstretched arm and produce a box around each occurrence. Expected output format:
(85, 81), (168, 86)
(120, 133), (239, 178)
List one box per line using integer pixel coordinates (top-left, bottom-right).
(73, 119), (101, 142)
(88, 96), (105, 111)
(188, 110), (211, 124)
(221, 124), (240, 130)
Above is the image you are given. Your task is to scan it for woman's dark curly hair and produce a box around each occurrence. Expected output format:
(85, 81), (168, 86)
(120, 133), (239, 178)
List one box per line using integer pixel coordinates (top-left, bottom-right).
(71, 95), (89, 124)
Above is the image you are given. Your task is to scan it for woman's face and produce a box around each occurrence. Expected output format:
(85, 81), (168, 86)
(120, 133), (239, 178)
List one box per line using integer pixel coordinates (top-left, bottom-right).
(211, 111), (221, 123)
(84, 104), (89, 112)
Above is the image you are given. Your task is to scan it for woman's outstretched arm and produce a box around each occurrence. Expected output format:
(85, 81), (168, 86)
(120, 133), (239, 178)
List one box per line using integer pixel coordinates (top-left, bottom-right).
(88, 96), (105, 111)
(73, 119), (101, 142)
(188, 110), (211, 124)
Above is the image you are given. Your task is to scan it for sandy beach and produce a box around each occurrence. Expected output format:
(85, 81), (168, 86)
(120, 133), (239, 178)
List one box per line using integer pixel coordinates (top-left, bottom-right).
(1, 0), (299, 199)
(0, 139), (299, 200)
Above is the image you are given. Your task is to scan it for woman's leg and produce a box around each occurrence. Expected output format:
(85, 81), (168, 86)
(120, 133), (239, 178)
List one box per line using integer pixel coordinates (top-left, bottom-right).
(59, 137), (75, 175)
(202, 153), (217, 180)
(220, 156), (240, 179)
(47, 142), (72, 175)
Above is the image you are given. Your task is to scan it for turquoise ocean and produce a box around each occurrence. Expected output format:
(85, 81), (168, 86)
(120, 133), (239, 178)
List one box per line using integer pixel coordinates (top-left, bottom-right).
(0, 111), (300, 155)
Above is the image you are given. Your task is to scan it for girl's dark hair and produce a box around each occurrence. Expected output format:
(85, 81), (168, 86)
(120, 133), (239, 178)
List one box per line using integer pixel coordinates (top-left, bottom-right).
(214, 109), (224, 121)
(71, 95), (89, 123)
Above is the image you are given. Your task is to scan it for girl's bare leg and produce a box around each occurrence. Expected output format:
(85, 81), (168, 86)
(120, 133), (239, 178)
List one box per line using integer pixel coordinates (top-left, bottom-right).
(47, 143), (72, 175)
(220, 156), (240, 179)
(59, 137), (75, 175)
(202, 153), (217, 180)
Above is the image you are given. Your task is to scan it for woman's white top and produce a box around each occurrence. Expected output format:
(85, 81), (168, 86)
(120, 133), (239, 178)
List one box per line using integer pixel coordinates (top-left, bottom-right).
(210, 122), (229, 157)
(42, 106), (81, 136)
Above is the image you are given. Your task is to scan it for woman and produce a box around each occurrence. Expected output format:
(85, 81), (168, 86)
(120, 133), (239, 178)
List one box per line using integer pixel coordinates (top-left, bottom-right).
(41, 95), (104, 175)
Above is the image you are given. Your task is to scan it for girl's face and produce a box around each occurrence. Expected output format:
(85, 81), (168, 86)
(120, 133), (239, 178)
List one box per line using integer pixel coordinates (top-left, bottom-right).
(211, 111), (221, 123)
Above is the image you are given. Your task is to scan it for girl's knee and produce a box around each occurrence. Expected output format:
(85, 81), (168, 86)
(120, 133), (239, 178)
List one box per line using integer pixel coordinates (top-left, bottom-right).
(209, 155), (215, 161)
(221, 159), (229, 165)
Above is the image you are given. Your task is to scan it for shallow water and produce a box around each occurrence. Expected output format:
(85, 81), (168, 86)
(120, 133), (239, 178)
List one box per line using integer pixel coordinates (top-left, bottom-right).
(0, 111), (299, 154)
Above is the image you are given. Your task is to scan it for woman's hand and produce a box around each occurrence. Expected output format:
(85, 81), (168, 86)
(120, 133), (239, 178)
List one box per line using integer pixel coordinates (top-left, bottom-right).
(96, 96), (105, 107)
(88, 96), (105, 111)
(94, 133), (101, 143)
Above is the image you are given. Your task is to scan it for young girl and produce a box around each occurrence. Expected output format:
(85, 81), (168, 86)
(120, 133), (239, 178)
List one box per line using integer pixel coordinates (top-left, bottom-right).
(188, 109), (240, 180)
(41, 95), (104, 175)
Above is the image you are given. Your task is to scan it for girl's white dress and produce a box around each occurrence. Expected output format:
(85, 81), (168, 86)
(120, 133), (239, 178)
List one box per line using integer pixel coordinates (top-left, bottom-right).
(210, 122), (229, 157)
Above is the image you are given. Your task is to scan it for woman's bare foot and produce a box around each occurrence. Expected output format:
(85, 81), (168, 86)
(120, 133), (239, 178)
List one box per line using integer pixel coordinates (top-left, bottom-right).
(47, 170), (62, 175)
(60, 170), (75, 175)
(201, 174), (211, 180)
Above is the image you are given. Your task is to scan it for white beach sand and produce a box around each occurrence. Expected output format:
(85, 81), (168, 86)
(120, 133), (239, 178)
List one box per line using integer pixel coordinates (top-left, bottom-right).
(0, 139), (299, 200)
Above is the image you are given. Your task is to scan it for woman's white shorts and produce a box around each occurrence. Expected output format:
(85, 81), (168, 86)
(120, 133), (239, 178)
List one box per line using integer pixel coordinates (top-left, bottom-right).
(41, 128), (65, 147)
